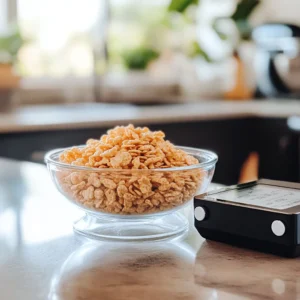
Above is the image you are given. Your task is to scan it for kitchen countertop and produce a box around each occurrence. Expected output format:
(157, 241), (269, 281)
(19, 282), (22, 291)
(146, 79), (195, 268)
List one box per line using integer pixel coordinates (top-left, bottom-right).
(0, 99), (300, 133)
(1, 158), (300, 300)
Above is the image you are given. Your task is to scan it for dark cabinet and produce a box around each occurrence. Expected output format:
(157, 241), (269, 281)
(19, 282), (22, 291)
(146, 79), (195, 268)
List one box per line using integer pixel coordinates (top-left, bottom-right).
(254, 118), (299, 182)
(0, 117), (298, 185)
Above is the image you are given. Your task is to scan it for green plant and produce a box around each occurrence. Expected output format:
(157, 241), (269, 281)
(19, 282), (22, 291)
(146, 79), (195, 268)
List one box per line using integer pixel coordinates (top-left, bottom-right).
(168, 0), (213, 62)
(167, 0), (261, 62)
(168, 0), (199, 13)
(122, 47), (159, 70)
(213, 0), (260, 41)
(231, 0), (260, 40)
(188, 41), (212, 62)
(0, 27), (23, 64)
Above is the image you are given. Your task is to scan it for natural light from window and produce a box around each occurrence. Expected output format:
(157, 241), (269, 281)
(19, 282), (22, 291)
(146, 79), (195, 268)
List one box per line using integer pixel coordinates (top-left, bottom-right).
(17, 0), (170, 77)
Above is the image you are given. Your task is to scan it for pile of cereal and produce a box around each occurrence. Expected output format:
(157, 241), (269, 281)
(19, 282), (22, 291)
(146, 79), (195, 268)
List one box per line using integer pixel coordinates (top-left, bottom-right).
(58, 125), (204, 214)
(60, 124), (198, 169)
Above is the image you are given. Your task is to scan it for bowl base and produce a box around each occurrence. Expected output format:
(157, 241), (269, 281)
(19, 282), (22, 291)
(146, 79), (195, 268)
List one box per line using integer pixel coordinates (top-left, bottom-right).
(73, 212), (189, 242)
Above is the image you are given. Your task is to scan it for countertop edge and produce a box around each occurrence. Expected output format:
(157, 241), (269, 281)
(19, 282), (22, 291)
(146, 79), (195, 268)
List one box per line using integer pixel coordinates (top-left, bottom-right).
(0, 100), (299, 134)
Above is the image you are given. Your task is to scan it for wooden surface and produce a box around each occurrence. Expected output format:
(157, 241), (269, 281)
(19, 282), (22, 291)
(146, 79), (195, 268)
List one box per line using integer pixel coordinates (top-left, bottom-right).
(1, 158), (300, 300)
(0, 100), (300, 133)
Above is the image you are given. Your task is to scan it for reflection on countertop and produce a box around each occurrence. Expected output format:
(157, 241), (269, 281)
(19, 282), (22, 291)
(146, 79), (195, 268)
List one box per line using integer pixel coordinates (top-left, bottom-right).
(0, 100), (300, 133)
(195, 241), (300, 299)
(1, 158), (300, 300)
(49, 241), (199, 300)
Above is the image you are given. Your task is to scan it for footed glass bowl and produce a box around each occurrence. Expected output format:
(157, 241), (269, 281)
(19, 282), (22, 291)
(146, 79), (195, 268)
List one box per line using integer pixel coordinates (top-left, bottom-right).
(45, 146), (217, 242)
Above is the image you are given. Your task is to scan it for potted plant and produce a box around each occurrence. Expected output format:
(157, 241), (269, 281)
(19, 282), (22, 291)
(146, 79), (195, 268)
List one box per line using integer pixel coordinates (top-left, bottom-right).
(167, 0), (261, 99)
(0, 27), (23, 110)
(101, 44), (180, 103)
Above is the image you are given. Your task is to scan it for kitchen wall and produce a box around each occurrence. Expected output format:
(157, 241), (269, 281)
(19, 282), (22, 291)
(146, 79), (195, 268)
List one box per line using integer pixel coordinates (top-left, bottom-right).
(252, 0), (300, 25)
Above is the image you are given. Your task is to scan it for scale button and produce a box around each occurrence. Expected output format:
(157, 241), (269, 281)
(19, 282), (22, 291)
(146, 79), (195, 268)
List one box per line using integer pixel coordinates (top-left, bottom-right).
(195, 206), (206, 221)
(271, 220), (285, 236)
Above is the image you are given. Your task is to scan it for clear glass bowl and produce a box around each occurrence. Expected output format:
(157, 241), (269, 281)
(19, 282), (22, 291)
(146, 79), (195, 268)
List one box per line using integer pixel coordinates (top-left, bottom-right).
(45, 146), (217, 242)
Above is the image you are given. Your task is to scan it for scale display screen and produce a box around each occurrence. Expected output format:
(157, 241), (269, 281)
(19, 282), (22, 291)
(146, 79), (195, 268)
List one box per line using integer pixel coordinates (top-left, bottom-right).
(214, 184), (300, 210)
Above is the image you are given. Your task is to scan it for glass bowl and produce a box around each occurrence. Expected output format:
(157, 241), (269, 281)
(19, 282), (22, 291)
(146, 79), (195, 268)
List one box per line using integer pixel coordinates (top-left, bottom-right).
(45, 146), (217, 242)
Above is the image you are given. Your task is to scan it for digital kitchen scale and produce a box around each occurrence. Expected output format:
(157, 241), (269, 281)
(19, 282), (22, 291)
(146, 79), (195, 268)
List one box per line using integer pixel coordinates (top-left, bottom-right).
(194, 179), (300, 257)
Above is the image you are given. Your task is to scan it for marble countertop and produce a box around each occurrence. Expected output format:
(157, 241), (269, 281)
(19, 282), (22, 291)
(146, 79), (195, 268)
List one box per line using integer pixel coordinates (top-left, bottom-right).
(0, 99), (300, 133)
(1, 158), (300, 300)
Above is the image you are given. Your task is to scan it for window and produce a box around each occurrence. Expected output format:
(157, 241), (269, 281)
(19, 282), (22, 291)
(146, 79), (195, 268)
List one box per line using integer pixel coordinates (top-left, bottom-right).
(9, 0), (236, 103)
(17, 0), (101, 77)
(16, 0), (172, 78)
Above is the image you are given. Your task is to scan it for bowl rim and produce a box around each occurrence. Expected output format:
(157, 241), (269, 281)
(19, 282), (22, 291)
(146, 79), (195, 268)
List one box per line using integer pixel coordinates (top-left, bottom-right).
(44, 145), (218, 172)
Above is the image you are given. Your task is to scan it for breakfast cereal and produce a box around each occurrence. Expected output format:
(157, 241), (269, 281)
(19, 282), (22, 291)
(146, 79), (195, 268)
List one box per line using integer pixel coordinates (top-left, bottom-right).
(58, 124), (205, 214)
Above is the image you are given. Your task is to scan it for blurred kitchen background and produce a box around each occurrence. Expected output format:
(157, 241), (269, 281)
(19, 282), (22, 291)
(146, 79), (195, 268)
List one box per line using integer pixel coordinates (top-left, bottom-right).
(1, 0), (300, 185)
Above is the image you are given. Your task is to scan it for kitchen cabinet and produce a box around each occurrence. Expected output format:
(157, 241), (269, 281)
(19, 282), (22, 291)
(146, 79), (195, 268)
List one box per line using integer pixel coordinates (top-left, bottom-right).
(0, 116), (297, 185)
(254, 118), (299, 182)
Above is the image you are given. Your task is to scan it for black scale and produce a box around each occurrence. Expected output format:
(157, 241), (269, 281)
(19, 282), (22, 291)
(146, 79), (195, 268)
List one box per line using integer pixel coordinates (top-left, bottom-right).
(194, 179), (300, 257)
